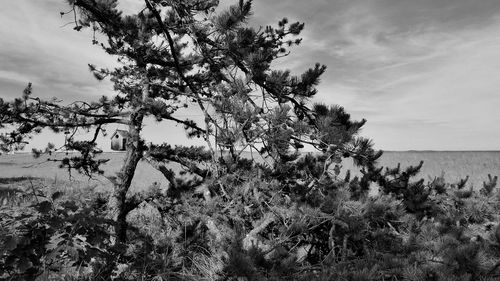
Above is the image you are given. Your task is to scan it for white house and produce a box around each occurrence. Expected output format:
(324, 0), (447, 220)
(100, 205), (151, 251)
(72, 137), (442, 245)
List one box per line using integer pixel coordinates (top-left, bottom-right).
(110, 129), (128, 151)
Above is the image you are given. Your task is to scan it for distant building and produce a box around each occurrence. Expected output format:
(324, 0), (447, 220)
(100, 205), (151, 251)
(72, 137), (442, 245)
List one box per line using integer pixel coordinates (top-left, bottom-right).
(110, 129), (128, 151)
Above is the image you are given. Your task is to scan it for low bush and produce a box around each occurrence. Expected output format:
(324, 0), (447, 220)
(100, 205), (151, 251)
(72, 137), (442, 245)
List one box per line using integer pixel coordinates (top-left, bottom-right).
(3, 155), (500, 281)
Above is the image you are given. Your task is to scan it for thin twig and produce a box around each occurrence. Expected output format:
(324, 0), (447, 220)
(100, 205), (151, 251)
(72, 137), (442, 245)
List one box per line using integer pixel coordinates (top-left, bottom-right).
(28, 179), (39, 204)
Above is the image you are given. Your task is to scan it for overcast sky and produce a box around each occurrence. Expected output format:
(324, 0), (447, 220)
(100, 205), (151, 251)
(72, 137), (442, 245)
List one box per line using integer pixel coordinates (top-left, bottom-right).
(1, 0), (500, 151)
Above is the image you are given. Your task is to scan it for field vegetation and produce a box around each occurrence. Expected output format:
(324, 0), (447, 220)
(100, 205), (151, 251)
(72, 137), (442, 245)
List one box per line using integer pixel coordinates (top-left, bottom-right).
(1, 155), (500, 280)
(3, 150), (498, 193)
(342, 151), (500, 190)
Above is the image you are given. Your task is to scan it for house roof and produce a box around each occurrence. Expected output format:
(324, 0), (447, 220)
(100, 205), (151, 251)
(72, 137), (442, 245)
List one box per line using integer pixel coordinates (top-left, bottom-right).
(111, 129), (128, 139)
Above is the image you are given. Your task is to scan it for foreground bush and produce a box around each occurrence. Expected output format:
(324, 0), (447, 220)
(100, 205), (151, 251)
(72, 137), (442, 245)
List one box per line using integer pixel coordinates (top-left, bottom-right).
(2, 159), (500, 281)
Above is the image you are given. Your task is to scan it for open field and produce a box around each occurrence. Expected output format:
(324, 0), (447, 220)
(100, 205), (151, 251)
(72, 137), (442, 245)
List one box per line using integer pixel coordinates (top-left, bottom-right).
(1, 151), (499, 191)
(0, 152), (171, 193)
(341, 151), (500, 189)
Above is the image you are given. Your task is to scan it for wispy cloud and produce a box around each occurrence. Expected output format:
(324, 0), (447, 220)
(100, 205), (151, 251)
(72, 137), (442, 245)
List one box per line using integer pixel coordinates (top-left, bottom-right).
(0, 0), (115, 101)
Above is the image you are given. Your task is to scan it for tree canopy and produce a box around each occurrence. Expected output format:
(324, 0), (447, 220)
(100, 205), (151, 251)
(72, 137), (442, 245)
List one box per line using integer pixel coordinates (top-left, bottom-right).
(0, 0), (381, 242)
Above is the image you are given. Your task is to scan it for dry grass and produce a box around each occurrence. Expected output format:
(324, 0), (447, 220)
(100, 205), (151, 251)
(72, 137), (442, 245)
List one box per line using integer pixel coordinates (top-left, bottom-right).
(0, 176), (107, 208)
(1, 151), (499, 192)
(0, 152), (171, 193)
(341, 151), (500, 188)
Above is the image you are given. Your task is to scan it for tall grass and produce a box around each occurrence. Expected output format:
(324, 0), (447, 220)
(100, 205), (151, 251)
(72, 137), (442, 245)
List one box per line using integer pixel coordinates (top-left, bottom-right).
(1, 151), (499, 193)
(341, 151), (500, 188)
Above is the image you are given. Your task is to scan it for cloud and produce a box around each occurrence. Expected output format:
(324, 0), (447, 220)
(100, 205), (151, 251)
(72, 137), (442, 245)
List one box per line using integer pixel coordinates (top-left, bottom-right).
(0, 0), (115, 101)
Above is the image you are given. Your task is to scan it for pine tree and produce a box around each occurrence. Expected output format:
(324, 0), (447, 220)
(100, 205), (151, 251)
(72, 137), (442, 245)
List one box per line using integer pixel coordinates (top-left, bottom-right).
(0, 0), (379, 243)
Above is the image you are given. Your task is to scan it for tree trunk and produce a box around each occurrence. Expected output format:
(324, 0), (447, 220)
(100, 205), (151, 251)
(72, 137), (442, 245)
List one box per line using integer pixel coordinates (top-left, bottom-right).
(108, 111), (144, 243)
(108, 76), (148, 243)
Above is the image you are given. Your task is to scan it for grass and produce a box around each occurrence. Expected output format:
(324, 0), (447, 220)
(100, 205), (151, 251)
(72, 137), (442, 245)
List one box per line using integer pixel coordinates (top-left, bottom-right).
(1, 151), (499, 193)
(0, 152), (171, 194)
(2, 151), (498, 234)
(341, 151), (500, 189)
(0, 176), (39, 184)
(1, 151), (500, 280)
(0, 175), (108, 208)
